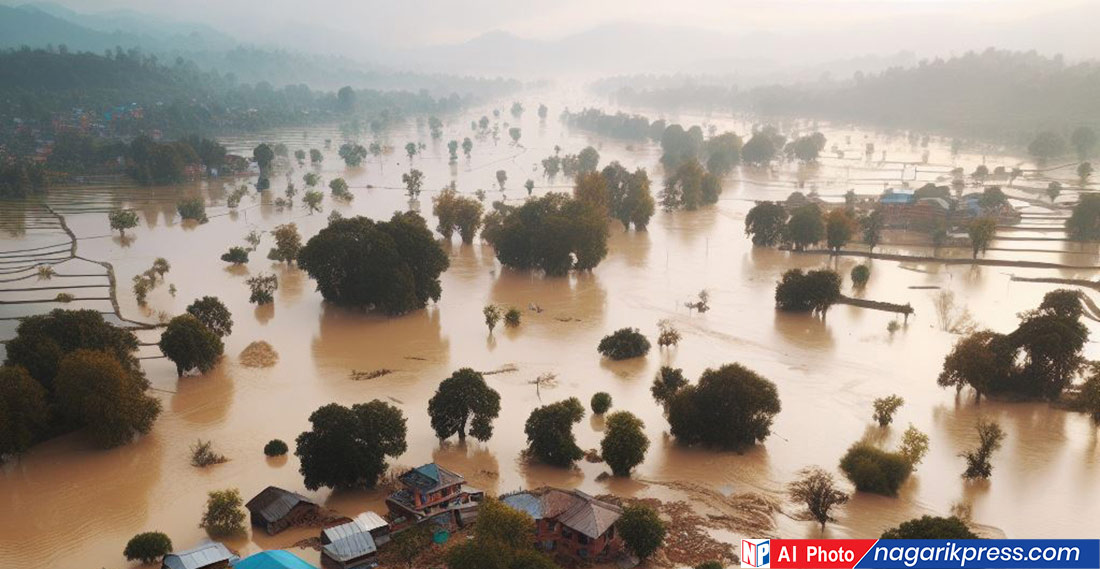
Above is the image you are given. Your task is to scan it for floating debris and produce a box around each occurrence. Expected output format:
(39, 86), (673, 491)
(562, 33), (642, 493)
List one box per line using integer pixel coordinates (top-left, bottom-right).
(481, 363), (518, 375)
(350, 368), (394, 381)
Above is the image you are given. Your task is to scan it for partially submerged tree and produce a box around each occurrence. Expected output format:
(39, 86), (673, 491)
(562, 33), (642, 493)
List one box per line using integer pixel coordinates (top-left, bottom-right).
(53, 349), (160, 448)
(432, 185), (483, 243)
(109, 208), (139, 236)
(667, 363), (781, 449)
(298, 213), (449, 314)
(295, 400), (407, 490)
(774, 269), (842, 316)
(601, 411), (649, 477)
(481, 193), (609, 275)
(597, 328), (651, 360)
(483, 305), (502, 333)
(961, 419), (1005, 479)
(246, 273), (278, 305)
(850, 264), (871, 288)
(651, 366), (688, 410)
(787, 466), (850, 531)
(656, 319), (681, 348)
(0, 365), (49, 458)
(881, 516), (977, 539)
(745, 201), (787, 246)
(427, 368), (501, 442)
(967, 217), (997, 258)
(220, 246), (249, 265)
(268, 223), (302, 264)
(523, 397), (585, 466)
(786, 203), (825, 250)
(124, 532), (173, 564)
(838, 442), (912, 496)
(159, 314), (224, 377)
(200, 488), (246, 537)
(872, 395), (904, 427)
(590, 392), (612, 415)
(185, 296), (233, 337)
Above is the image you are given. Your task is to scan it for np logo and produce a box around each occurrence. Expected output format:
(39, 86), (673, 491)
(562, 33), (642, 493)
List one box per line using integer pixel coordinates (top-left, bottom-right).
(741, 539), (770, 568)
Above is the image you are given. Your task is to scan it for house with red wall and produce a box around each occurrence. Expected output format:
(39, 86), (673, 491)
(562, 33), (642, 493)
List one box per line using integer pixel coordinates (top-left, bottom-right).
(501, 488), (623, 564)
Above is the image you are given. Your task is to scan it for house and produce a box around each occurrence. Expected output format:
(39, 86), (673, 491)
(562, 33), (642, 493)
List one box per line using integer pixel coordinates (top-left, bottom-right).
(385, 463), (484, 531)
(161, 542), (238, 569)
(501, 488), (624, 563)
(245, 486), (320, 535)
(233, 550), (318, 569)
(319, 512), (389, 569)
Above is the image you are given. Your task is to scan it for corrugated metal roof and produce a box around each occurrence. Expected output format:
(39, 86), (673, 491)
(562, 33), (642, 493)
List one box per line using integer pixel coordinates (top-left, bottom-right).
(501, 488), (622, 540)
(321, 519), (378, 562)
(161, 542), (236, 569)
(397, 463), (465, 493)
(233, 550), (318, 569)
(245, 486), (317, 524)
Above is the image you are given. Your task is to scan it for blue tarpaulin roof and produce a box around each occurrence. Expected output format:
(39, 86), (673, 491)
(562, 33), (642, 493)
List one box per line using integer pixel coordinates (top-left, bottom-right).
(232, 551), (318, 569)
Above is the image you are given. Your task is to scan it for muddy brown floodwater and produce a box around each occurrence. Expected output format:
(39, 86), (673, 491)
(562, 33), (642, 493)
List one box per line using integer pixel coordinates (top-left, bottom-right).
(1, 92), (1098, 569)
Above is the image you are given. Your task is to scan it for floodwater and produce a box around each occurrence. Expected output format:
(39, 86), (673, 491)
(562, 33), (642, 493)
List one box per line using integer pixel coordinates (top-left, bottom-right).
(1, 91), (1098, 569)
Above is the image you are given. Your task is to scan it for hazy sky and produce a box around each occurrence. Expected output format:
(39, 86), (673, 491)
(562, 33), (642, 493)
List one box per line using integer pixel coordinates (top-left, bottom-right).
(40, 0), (1092, 46)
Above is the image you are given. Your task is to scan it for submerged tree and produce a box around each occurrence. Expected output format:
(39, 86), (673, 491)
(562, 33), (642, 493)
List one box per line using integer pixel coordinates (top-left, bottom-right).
(617, 504), (666, 561)
(774, 269), (842, 316)
(787, 466), (850, 531)
(881, 516), (978, 539)
(432, 185), (483, 243)
(296, 400), (407, 490)
(246, 273), (278, 305)
(524, 397), (585, 466)
(667, 363), (781, 449)
(961, 419), (1005, 479)
(159, 314), (224, 377)
(872, 395), (904, 427)
(481, 193), (608, 275)
(53, 349), (161, 448)
(427, 368), (501, 442)
(651, 366), (688, 410)
(745, 201), (787, 246)
(200, 488), (246, 537)
(601, 411), (649, 477)
(268, 223), (302, 264)
(109, 209), (139, 236)
(597, 328), (651, 360)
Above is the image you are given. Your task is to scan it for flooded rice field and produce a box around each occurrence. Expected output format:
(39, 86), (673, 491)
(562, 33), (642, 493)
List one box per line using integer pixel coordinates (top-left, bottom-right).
(1, 93), (1099, 568)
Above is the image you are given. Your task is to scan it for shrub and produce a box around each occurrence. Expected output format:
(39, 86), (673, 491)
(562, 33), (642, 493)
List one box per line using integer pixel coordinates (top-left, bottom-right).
(504, 307), (521, 327)
(838, 442), (912, 496)
(881, 515), (977, 539)
(264, 439), (288, 457)
(872, 395), (904, 427)
(123, 531), (172, 564)
(200, 488), (246, 536)
(597, 328), (651, 360)
(190, 439), (228, 467)
(775, 269), (842, 315)
(591, 392), (612, 414)
(176, 197), (207, 223)
(220, 246), (249, 265)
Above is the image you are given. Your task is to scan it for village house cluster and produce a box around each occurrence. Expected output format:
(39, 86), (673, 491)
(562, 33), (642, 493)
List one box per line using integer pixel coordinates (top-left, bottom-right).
(159, 463), (626, 569)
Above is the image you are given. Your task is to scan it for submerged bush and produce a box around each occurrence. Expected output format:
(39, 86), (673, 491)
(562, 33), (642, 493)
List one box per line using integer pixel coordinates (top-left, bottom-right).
(263, 439), (288, 457)
(838, 442), (912, 496)
(597, 328), (651, 360)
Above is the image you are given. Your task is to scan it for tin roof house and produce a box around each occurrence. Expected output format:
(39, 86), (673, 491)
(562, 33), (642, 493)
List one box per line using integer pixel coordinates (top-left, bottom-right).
(245, 486), (320, 535)
(320, 512), (390, 569)
(501, 487), (624, 563)
(161, 541), (238, 569)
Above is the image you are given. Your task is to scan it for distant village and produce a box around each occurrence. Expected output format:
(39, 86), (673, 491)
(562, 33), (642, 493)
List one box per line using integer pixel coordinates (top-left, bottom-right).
(162, 462), (626, 569)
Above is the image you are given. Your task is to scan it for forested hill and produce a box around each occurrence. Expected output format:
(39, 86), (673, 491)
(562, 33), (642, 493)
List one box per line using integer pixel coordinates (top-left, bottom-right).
(0, 47), (489, 142)
(602, 50), (1100, 143)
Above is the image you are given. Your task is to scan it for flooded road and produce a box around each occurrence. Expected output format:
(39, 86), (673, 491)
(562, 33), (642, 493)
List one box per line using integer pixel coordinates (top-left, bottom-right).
(1, 93), (1098, 568)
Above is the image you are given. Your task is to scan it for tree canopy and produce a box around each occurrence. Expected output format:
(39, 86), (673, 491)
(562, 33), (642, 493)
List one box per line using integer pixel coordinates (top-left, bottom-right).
(745, 201), (788, 246)
(427, 368), (502, 442)
(298, 212), (449, 314)
(159, 314), (224, 377)
(295, 400), (407, 490)
(185, 296), (233, 337)
(482, 193), (608, 276)
(774, 269), (842, 316)
(53, 349), (161, 448)
(601, 411), (649, 477)
(597, 328), (651, 360)
(524, 397), (585, 467)
(667, 363), (782, 449)
(881, 516), (977, 539)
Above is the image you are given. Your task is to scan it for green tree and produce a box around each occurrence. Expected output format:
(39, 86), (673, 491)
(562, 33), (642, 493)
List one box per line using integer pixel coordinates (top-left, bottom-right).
(0, 365), (49, 457)
(651, 366), (687, 409)
(392, 524), (432, 568)
(504, 307), (522, 327)
(861, 209), (885, 252)
(481, 193), (608, 275)
(402, 168), (424, 200)
(329, 177), (353, 201)
(590, 392), (612, 415)
(577, 146), (600, 174)
(784, 132), (827, 163)
(786, 204), (825, 250)
(433, 186), (483, 243)
(597, 328), (651, 360)
(1066, 194), (1100, 241)
(937, 330), (1008, 400)
(338, 143), (367, 167)
(268, 223), (302, 263)
(881, 515), (977, 539)
(253, 143), (275, 174)
(295, 401), (407, 490)
(428, 116), (444, 139)
(825, 209), (859, 252)
(838, 442), (912, 495)
(524, 397), (585, 466)
(303, 189), (323, 213)
(405, 142), (418, 160)
(899, 425), (930, 467)
(745, 201), (787, 246)
(462, 137), (473, 159)
(602, 162), (655, 230)
(428, 368), (501, 442)
(263, 439), (288, 457)
(961, 419), (1005, 479)
(53, 349), (161, 448)
(667, 363), (781, 449)
(310, 148), (323, 164)
(109, 208), (139, 236)
(617, 504), (666, 561)
(601, 411), (649, 477)
(774, 269), (842, 316)
(298, 213), (449, 314)
(185, 296), (233, 337)
(124, 531), (172, 564)
(967, 217), (997, 258)
(446, 498), (551, 569)
(200, 488), (246, 537)
(509, 127), (522, 145)
(246, 273), (278, 305)
(220, 246), (249, 265)
(872, 395), (904, 427)
(496, 169), (508, 189)
(741, 130), (781, 166)
(787, 466), (850, 531)
(159, 314), (224, 377)
(850, 264), (871, 288)
(176, 198), (207, 223)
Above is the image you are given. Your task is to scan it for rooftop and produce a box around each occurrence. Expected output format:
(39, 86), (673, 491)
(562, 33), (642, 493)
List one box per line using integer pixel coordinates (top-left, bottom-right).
(245, 486), (317, 524)
(321, 514), (382, 562)
(161, 542), (237, 569)
(501, 487), (622, 540)
(397, 463), (466, 494)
